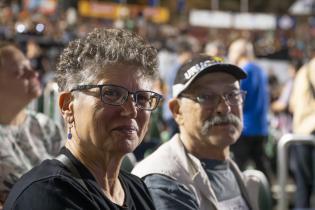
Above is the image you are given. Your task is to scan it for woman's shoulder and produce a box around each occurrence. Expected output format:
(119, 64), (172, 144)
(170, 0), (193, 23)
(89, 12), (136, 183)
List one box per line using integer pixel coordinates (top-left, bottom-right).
(119, 170), (145, 187)
(119, 170), (153, 195)
(4, 159), (88, 210)
(7, 158), (72, 194)
(119, 170), (156, 210)
(5, 160), (97, 210)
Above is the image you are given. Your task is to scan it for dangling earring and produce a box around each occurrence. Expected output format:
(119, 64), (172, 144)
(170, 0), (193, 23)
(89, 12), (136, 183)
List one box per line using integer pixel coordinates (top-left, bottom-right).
(67, 124), (73, 140)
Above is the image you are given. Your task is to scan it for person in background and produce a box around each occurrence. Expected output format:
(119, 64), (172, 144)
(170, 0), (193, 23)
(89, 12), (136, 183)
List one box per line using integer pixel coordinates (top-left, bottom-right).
(204, 40), (225, 58)
(271, 60), (302, 135)
(228, 38), (271, 179)
(159, 37), (195, 138)
(4, 28), (162, 210)
(289, 44), (315, 209)
(0, 42), (64, 208)
(133, 78), (166, 161)
(132, 54), (260, 210)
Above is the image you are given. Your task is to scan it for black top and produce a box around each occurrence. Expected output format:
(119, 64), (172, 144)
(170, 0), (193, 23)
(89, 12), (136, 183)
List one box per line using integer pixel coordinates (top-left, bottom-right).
(3, 147), (156, 210)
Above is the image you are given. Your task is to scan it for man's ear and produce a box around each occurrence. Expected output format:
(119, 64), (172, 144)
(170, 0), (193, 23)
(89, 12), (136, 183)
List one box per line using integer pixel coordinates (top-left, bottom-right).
(169, 98), (184, 125)
(59, 91), (74, 123)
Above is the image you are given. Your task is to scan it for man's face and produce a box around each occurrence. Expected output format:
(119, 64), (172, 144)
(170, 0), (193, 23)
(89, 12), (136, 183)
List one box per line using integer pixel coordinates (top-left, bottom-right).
(175, 72), (243, 153)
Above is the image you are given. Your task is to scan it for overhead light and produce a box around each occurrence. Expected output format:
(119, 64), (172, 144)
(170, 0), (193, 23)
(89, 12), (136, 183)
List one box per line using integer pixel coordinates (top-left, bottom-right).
(35, 23), (45, 33)
(16, 23), (26, 33)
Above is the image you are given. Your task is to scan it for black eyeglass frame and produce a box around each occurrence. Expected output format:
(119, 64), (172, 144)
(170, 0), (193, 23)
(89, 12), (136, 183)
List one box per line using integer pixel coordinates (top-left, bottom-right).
(179, 90), (247, 107)
(70, 84), (163, 111)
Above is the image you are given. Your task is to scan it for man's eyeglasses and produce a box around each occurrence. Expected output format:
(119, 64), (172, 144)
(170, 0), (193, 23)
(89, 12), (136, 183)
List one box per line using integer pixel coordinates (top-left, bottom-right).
(179, 90), (246, 108)
(71, 84), (163, 111)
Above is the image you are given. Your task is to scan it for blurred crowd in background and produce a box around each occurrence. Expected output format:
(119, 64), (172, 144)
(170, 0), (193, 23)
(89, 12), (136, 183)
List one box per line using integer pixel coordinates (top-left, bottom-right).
(1, 0), (313, 77)
(1, 0), (315, 207)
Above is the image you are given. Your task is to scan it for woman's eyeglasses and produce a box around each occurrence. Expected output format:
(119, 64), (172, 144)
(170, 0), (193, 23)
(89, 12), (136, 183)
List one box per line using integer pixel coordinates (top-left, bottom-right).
(71, 84), (163, 111)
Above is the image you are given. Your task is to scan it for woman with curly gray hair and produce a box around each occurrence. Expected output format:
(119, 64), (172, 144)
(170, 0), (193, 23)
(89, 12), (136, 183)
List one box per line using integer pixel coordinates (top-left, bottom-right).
(4, 28), (162, 210)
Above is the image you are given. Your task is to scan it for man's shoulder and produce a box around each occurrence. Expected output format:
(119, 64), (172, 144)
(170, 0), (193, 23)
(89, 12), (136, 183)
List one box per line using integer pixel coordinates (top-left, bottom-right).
(132, 136), (183, 178)
(142, 174), (180, 189)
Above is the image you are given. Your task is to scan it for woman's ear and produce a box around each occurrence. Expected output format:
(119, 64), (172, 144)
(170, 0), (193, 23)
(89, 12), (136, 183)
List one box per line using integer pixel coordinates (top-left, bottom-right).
(59, 91), (74, 123)
(169, 98), (184, 125)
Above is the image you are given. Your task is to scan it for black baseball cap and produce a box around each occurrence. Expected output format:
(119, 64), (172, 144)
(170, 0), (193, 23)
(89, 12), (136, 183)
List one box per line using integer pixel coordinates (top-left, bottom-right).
(172, 54), (247, 97)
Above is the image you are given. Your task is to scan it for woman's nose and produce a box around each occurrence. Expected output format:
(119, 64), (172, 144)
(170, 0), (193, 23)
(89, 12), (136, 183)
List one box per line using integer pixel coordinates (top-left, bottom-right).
(120, 95), (138, 118)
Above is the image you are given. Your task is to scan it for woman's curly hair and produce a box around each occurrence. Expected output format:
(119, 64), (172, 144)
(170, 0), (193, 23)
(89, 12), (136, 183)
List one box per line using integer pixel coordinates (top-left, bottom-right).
(56, 28), (158, 91)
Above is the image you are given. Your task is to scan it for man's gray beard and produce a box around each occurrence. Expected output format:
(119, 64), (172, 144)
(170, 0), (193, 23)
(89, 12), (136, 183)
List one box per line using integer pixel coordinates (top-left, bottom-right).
(201, 114), (242, 135)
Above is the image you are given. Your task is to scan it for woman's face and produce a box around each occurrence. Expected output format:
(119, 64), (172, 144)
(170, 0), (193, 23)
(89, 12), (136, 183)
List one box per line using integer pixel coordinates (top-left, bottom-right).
(0, 46), (42, 103)
(71, 65), (153, 157)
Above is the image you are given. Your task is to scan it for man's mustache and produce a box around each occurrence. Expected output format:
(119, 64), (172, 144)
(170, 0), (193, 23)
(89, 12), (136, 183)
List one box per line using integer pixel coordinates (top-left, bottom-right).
(201, 114), (242, 134)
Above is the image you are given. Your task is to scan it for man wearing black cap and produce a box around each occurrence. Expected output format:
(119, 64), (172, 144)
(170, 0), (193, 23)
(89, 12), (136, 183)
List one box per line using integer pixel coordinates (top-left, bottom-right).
(132, 54), (259, 210)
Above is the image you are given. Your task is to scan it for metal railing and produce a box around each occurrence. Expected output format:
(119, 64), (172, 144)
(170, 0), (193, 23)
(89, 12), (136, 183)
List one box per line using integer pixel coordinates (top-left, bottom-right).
(277, 133), (315, 210)
(43, 82), (61, 124)
(28, 81), (62, 125)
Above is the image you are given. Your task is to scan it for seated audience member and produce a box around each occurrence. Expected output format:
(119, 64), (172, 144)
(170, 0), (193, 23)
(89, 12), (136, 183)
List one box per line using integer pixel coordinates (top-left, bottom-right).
(132, 55), (260, 210)
(3, 28), (162, 210)
(0, 42), (64, 206)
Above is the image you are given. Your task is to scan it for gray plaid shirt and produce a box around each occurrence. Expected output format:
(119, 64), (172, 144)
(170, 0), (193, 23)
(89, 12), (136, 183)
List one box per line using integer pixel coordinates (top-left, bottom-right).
(0, 110), (65, 203)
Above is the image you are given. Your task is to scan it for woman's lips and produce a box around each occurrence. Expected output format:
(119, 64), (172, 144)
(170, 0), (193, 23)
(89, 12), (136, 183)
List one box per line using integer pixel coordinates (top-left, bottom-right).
(113, 125), (138, 134)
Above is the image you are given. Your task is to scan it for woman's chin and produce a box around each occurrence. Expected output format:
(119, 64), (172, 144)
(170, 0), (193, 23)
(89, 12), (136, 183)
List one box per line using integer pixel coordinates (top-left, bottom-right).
(115, 138), (140, 154)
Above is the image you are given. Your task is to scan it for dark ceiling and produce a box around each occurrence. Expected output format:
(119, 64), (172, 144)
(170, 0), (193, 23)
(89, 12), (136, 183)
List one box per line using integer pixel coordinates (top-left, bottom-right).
(186, 0), (297, 14)
(129, 0), (297, 15)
